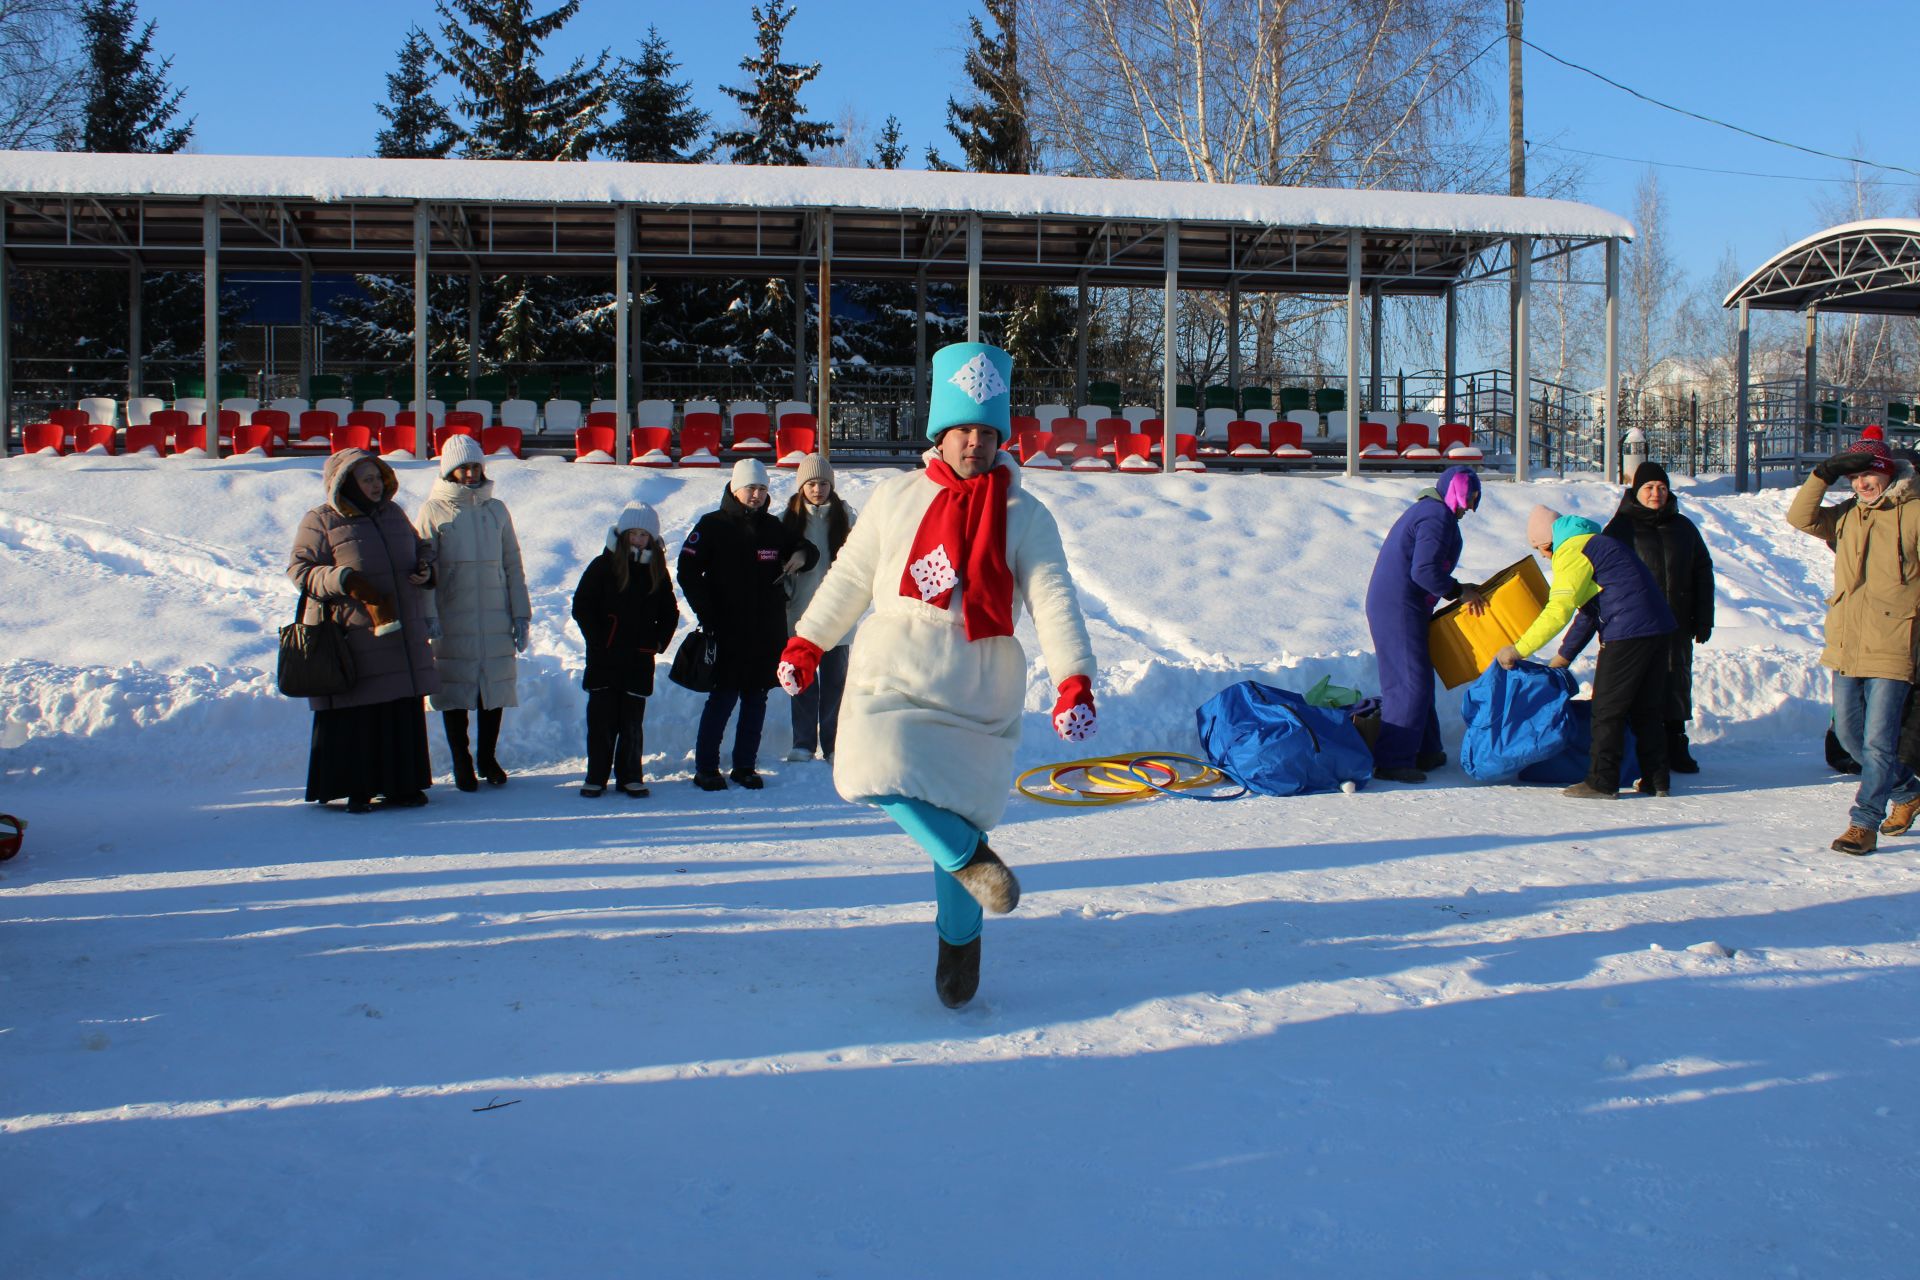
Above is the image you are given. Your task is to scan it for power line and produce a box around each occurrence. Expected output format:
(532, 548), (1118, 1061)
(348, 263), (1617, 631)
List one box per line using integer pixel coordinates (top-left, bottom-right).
(1521, 37), (1920, 182)
(1536, 141), (1920, 189)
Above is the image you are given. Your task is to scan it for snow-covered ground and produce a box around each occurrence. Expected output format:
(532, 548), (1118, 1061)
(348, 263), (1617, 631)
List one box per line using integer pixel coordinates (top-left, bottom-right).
(2, 453), (1914, 1277)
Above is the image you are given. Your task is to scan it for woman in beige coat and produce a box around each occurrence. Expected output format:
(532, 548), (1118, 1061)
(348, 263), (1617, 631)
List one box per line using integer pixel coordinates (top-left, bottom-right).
(415, 435), (530, 790)
(288, 450), (440, 812)
(1787, 433), (1920, 854)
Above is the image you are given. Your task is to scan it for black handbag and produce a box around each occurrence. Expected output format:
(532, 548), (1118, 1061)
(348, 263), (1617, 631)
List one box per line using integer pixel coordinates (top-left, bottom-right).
(277, 583), (356, 698)
(668, 628), (719, 692)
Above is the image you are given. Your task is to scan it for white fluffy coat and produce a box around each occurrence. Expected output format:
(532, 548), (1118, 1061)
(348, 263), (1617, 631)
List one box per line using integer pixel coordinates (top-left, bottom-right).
(794, 452), (1094, 831)
(415, 478), (531, 710)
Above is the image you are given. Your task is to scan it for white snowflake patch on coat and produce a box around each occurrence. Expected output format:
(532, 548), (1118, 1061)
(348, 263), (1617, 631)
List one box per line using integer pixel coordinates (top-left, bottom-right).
(908, 544), (959, 600)
(947, 353), (1008, 405)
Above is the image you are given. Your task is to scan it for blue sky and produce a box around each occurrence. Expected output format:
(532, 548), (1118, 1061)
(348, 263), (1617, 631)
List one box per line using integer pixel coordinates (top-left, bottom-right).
(140, 0), (1919, 288)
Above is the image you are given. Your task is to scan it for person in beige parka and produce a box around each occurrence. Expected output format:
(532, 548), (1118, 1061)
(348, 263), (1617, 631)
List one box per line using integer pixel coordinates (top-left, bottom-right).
(1787, 433), (1920, 854)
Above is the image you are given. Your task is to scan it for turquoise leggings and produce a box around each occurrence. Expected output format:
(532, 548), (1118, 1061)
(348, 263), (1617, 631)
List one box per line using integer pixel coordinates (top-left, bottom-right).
(874, 796), (985, 945)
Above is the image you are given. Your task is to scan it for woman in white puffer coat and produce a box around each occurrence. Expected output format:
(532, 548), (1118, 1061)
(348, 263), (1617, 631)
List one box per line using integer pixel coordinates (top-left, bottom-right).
(416, 434), (531, 791)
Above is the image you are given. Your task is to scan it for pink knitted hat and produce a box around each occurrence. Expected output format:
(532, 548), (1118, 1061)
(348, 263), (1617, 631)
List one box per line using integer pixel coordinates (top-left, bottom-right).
(1527, 504), (1560, 548)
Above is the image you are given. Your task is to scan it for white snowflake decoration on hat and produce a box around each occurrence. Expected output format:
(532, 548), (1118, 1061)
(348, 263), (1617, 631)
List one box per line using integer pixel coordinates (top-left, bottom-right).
(908, 545), (959, 601)
(947, 353), (1008, 405)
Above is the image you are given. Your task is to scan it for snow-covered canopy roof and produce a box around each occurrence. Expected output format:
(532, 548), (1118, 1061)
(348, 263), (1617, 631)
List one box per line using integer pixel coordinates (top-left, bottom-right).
(0, 151), (1632, 295)
(1725, 218), (1920, 316)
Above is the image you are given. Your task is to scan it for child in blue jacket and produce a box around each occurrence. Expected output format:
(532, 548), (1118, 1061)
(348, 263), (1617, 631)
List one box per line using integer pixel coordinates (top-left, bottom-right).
(1495, 504), (1676, 798)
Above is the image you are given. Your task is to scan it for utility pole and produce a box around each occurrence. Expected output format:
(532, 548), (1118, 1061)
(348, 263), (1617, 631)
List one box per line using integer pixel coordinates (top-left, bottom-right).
(1507, 0), (1527, 469)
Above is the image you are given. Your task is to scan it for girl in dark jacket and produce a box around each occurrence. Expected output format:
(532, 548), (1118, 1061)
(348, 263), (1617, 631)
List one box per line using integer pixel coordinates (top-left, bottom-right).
(1600, 462), (1716, 772)
(572, 502), (680, 797)
(677, 459), (817, 791)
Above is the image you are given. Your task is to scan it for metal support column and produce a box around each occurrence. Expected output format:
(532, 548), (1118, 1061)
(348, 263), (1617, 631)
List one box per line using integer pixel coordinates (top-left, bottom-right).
(630, 256), (645, 407)
(1513, 236), (1533, 482)
(1162, 221), (1179, 474)
(1345, 230), (1361, 477)
(912, 267), (927, 435)
(128, 258), (145, 399)
(1368, 288), (1383, 411)
(1603, 239), (1621, 483)
(0, 204), (9, 456)
(1804, 307), (1819, 449)
(1227, 279), (1242, 403)
(966, 213), (982, 342)
(792, 261), (807, 401)
(1735, 301), (1751, 493)
(613, 206), (631, 465)
(412, 203), (429, 462)
(817, 211), (832, 457)
(1442, 285), (1456, 423)
(467, 271), (481, 397)
(297, 259), (312, 400)
(203, 198), (221, 459)
(1074, 275), (1089, 408)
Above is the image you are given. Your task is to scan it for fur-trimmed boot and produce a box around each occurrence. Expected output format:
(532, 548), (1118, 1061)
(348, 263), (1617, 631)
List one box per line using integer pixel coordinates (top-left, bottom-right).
(951, 841), (1020, 913)
(936, 936), (981, 1009)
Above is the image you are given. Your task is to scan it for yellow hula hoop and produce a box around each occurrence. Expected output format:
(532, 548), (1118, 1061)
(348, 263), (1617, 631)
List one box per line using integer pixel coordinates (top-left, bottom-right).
(1015, 751), (1235, 807)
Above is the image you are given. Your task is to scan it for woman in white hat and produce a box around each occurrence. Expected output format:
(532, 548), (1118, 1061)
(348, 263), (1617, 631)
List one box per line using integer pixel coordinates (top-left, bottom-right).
(571, 502), (680, 797)
(676, 458), (817, 791)
(415, 434), (531, 791)
(780, 453), (857, 762)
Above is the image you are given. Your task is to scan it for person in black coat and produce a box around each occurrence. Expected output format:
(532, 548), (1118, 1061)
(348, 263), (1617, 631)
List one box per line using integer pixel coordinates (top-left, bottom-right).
(572, 502), (681, 798)
(677, 459), (817, 791)
(1601, 461), (1716, 772)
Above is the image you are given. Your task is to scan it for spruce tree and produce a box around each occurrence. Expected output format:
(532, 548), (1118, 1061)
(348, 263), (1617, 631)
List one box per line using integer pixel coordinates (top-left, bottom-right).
(602, 27), (709, 164)
(375, 26), (456, 160)
(433, 0), (612, 162)
(868, 115), (906, 171)
(933, 0), (1074, 377)
(715, 0), (841, 166)
(425, 1), (617, 369)
(76, 0), (192, 154)
(15, 0), (205, 403)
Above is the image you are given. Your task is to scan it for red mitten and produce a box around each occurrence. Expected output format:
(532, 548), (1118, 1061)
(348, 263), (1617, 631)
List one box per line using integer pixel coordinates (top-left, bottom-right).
(778, 637), (824, 696)
(1052, 674), (1097, 742)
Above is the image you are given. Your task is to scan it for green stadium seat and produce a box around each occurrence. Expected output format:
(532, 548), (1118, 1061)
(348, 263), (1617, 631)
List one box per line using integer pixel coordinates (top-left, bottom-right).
(175, 374), (205, 399)
(308, 374), (345, 401)
(1174, 384), (1198, 410)
(1239, 387), (1274, 414)
(1204, 386), (1239, 411)
(1313, 388), (1346, 415)
(515, 372), (553, 403)
(1087, 380), (1122, 411)
(556, 372), (596, 402)
(430, 372), (468, 402)
(349, 371), (389, 402)
(1278, 386), (1310, 412)
(217, 373), (247, 400)
(475, 373), (510, 403)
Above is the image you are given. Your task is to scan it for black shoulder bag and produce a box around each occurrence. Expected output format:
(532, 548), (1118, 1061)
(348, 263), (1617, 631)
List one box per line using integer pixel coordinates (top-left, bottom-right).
(277, 582), (357, 698)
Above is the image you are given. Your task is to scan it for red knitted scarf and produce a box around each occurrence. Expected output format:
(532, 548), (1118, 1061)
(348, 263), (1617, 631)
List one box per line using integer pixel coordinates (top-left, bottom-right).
(899, 457), (1014, 640)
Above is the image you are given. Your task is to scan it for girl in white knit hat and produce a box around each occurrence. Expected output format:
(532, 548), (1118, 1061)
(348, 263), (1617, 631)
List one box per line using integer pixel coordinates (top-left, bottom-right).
(415, 434), (530, 791)
(780, 453), (857, 762)
(571, 502), (680, 797)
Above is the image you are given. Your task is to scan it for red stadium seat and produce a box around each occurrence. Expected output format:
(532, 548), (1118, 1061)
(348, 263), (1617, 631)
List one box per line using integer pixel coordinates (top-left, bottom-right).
(48, 407), (87, 432)
(480, 426), (523, 458)
(573, 425), (616, 462)
(250, 409), (291, 444)
(1358, 420), (1395, 459)
(74, 423), (118, 454)
(629, 426), (673, 467)
(1438, 422), (1482, 460)
(170, 423), (210, 455)
(1093, 417), (1130, 456)
(231, 423), (275, 456)
(678, 414), (722, 466)
(1396, 421), (1439, 458)
(732, 412), (773, 452)
(1269, 419), (1310, 459)
(296, 410), (339, 444)
(347, 409), (386, 432)
(379, 424), (419, 455)
(124, 423), (169, 455)
(1225, 420), (1266, 457)
(774, 423), (816, 465)
(1113, 432), (1154, 470)
(432, 423), (480, 453)
(22, 422), (66, 454)
(329, 423), (374, 453)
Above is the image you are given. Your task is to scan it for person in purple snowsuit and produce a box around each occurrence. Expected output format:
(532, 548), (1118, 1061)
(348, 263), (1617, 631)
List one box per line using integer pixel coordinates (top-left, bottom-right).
(1365, 466), (1486, 783)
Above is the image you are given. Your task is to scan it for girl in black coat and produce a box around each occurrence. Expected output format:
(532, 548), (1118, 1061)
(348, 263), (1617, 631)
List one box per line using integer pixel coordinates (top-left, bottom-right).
(572, 502), (680, 797)
(676, 460), (817, 791)
(1601, 462), (1716, 771)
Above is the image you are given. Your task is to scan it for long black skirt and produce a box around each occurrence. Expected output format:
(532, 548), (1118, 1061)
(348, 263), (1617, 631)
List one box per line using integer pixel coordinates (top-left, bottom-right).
(306, 697), (433, 803)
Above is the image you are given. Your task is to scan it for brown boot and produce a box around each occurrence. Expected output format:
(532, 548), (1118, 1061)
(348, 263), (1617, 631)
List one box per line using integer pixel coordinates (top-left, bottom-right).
(1831, 825), (1878, 856)
(951, 841), (1020, 914)
(1882, 796), (1920, 836)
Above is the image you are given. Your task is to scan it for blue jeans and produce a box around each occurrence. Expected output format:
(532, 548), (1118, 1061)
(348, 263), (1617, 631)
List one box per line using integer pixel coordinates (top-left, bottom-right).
(790, 644), (849, 756)
(1831, 673), (1919, 829)
(874, 796), (985, 946)
(695, 685), (768, 775)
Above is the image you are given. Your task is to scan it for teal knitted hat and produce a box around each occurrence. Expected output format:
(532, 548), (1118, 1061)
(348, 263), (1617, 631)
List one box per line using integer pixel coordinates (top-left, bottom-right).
(927, 342), (1013, 441)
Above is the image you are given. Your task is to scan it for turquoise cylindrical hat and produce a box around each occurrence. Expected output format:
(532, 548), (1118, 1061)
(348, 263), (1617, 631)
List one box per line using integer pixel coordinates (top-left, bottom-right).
(927, 342), (1013, 441)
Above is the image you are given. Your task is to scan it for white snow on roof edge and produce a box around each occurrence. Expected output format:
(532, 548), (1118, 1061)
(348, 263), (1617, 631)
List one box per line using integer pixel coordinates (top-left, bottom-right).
(1724, 217), (1920, 308)
(0, 151), (1634, 242)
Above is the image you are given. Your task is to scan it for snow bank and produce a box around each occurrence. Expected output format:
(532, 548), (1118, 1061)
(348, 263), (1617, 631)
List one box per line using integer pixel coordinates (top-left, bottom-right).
(0, 452), (1829, 786)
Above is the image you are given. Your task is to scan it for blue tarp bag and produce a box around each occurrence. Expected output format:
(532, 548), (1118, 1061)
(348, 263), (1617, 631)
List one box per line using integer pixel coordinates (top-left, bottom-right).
(1459, 662), (1582, 782)
(1515, 699), (1640, 786)
(1196, 681), (1374, 796)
